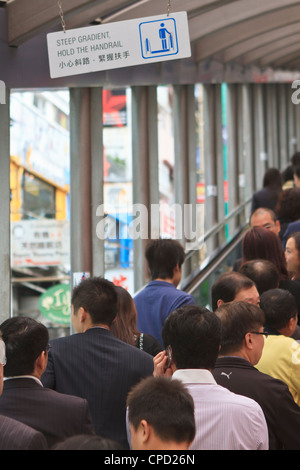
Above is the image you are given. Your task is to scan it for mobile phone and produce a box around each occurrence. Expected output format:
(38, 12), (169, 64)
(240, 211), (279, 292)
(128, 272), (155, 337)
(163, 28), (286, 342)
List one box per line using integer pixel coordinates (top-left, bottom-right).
(164, 346), (172, 371)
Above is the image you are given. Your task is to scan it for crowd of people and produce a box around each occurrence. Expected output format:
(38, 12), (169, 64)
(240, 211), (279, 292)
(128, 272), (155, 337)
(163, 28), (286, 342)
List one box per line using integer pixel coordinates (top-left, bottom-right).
(1, 154), (300, 451)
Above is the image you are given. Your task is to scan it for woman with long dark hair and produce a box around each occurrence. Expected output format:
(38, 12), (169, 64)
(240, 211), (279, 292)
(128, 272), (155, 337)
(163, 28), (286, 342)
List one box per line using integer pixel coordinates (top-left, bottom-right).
(242, 227), (288, 282)
(241, 227), (300, 330)
(111, 286), (163, 357)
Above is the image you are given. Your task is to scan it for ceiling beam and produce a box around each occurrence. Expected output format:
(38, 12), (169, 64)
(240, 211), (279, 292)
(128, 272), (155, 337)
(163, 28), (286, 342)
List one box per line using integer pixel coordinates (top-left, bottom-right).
(223, 23), (300, 63)
(100, 0), (239, 23)
(188, 0), (300, 41)
(282, 56), (300, 70)
(6, 0), (144, 46)
(271, 50), (300, 69)
(260, 42), (300, 67)
(194, 4), (300, 62)
(242, 33), (300, 66)
(6, 0), (237, 46)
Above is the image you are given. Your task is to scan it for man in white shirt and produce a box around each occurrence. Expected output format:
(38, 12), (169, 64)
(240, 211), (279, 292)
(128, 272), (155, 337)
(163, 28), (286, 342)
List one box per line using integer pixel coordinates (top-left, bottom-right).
(153, 305), (268, 450)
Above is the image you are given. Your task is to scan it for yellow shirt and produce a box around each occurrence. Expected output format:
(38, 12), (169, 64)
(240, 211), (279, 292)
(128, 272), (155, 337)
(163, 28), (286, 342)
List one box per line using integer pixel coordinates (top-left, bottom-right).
(256, 335), (300, 406)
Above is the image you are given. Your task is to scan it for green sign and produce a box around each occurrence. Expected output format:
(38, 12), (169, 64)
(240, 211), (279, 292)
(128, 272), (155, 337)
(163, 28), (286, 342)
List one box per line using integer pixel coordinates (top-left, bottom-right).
(39, 284), (71, 325)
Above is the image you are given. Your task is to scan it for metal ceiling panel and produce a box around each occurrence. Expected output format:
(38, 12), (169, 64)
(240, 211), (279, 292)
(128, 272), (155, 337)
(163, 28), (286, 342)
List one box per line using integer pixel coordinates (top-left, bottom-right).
(2, 0), (300, 85)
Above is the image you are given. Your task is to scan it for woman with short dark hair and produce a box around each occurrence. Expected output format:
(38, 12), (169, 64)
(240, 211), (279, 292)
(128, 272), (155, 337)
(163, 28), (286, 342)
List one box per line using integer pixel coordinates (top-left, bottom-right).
(285, 232), (300, 281)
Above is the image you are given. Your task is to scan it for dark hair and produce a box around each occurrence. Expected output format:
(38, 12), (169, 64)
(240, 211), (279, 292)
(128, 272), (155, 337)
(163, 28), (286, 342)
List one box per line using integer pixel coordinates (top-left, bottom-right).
(291, 151), (300, 167)
(53, 434), (124, 450)
(127, 376), (195, 445)
(275, 188), (300, 221)
(0, 317), (49, 377)
(238, 259), (279, 295)
(294, 165), (300, 179)
(260, 289), (297, 330)
(281, 165), (294, 183)
(263, 168), (282, 192)
(145, 239), (186, 280)
(211, 272), (255, 311)
(215, 301), (265, 355)
(162, 305), (221, 370)
(287, 231), (300, 255)
(110, 286), (139, 346)
(242, 227), (288, 281)
(71, 277), (118, 326)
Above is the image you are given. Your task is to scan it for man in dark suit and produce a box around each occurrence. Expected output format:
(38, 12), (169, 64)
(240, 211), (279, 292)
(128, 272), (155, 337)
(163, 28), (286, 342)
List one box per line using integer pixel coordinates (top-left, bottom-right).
(213, 301), (300, 450)
(0, 317), (95, 448)
(0, 337), (48, 450)
(0, 415), (48, 450)
(41, 277), (154, 449)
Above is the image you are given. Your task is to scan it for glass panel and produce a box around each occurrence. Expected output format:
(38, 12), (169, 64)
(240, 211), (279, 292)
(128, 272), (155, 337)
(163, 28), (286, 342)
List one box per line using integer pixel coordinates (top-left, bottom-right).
(195, 84), (205, 201)
(157, 85), (175, 238)
(221, 83), (229, 239)
(194, 84), (206, 261)
(10, 90), (71, 338)
(102, 88), (134, 294)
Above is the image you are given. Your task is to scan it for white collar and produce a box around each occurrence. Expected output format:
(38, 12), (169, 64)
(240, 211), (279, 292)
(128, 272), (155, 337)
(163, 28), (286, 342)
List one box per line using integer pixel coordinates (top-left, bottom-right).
(4, 375), (43, 387)
(172, 369), (216, 385)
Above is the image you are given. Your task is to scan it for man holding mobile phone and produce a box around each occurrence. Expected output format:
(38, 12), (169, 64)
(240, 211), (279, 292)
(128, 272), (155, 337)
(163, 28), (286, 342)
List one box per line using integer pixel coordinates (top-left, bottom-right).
(153, 305), (268, 450)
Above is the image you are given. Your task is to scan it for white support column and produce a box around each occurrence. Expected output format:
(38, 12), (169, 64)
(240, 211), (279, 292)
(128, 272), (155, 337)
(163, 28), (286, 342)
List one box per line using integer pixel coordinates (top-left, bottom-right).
(265, 84), (279, 168)
(131, 86), (159, 292)
(294, 87), (300, 153)
(69, 87), (104, 289)
(278, 84), (288, 170)
(0, 88), (11, 322)
(173, 84), (199, 273)
(287, 85), (297, 159)
(226, 84), (240, 232)
(242, 84), (255, 205)
(173, 86), (197, 241)
(90, 88), (105, 277)
(253, 84), (267, 190)
(215, 85), (226, 245)
(202, 84), (224, 251)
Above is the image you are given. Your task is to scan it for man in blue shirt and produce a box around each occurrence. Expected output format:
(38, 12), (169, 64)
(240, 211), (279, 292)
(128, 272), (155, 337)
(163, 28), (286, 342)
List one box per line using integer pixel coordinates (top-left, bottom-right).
(134, 239), (194, 345)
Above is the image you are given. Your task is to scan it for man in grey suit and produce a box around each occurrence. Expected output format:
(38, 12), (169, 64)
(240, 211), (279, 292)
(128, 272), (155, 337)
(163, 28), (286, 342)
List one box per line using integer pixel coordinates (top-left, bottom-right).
(0, 317), (95, 448)
(42, 277), (154, 449)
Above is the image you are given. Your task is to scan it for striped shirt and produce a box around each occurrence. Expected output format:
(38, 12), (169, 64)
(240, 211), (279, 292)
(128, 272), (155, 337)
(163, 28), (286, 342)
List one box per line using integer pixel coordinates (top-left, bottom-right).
(172, 369), (268, 450)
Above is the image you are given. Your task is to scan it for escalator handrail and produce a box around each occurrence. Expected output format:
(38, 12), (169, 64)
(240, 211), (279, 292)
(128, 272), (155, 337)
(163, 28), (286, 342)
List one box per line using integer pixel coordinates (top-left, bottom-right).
(181, 226), (248, 294)
(184, 197), (252, 262)
(133, 198), (251, 297)
(180, 198), (251, 293)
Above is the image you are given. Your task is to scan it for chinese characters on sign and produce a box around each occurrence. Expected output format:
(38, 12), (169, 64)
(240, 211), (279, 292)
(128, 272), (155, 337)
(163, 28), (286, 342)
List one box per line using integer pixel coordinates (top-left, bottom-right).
(11, 220), (70, 268)
(58, 50), (131, 72)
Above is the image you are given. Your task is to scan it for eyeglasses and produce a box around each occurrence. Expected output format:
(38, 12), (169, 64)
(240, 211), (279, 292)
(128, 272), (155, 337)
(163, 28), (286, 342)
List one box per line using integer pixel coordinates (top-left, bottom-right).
(249, 331), (269, 338)
(0, 340), (6, 366)
(253, 223), (276, 230)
